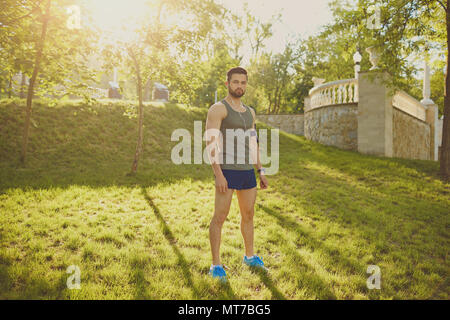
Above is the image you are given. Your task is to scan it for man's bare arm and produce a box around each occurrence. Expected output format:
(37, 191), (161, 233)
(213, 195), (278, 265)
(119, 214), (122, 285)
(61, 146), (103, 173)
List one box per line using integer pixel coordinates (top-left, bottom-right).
(249, 107), (268, 188)
(249, 107), (262, 171)
(205, 104), (226, 178)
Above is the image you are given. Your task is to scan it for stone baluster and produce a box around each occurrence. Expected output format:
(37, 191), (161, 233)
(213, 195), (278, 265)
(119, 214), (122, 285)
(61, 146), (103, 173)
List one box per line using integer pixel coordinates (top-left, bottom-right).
(331, 87), (336, 104)
(348, 83), (353, 103)
(307, 79), (358, 109)
(343, 84), (348, 103)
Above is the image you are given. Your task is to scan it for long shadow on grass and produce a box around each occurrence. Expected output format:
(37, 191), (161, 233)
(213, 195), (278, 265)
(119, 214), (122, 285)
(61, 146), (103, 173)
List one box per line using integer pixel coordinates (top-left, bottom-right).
(129, 254), (155, 300)
(0, 254), (67, 299)
(251, 253), (336, 300)
(0, 224), (70, 299)
(263, 157), (448, 298)
(141, 187), (236, 299)
(258, 203), (365, 299)
(0, 228), (15, 299)
(141, 188), (201, 298)
(273, 131), (448, 249)
(249, 268), (287, 300)
(279, 156), (447, 254)
(258, 204), (365, 275)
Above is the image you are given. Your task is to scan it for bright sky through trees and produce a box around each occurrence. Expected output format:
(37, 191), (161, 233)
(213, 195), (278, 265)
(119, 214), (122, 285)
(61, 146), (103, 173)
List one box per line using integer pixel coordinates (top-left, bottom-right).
(217, 0), (334, 55)
(85, 0), (335, 63)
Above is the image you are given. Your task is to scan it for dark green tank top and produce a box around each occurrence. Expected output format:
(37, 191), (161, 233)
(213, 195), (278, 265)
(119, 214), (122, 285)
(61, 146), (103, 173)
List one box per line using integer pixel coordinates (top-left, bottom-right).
(219, 99), (255, 171)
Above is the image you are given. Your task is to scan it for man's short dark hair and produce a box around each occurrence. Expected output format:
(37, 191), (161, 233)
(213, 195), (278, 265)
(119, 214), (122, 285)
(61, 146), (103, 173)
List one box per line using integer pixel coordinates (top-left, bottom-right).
(227, 67), (248, 82)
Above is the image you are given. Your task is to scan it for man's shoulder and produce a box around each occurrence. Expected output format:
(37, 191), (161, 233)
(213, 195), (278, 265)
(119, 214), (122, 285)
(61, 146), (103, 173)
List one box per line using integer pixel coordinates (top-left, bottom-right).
(246, 105), (256, 117)
(209, 101), (226, 110)
(208, 102), (227, 116)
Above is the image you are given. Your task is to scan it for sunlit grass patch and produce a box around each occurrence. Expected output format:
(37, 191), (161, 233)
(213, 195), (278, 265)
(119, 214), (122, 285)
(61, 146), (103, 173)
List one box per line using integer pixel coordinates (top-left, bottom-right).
(0, 99), (448, 299)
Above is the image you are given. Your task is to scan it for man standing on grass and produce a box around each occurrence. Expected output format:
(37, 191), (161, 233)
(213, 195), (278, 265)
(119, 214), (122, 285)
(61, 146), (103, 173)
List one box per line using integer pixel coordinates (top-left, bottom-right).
(205, 66), (269, 282)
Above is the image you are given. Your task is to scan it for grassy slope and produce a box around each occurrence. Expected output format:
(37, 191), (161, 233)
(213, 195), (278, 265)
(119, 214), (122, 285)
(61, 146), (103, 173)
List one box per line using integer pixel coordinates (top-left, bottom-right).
(0, 98), (448, 300)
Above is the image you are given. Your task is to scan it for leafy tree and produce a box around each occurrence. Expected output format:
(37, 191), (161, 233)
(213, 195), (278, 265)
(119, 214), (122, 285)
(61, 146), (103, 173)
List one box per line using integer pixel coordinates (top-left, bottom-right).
(243, 2), (278, 59)
(195, 40), (240, 107)
(431, 60), (446, 116)
(300, 0), (449, 180)
(0, 0), (98, 165)
(439, 0), (449, 179)
(101, 0), (229, 173)
(248, 41), (300, 114)
(352, 0), (450, 180)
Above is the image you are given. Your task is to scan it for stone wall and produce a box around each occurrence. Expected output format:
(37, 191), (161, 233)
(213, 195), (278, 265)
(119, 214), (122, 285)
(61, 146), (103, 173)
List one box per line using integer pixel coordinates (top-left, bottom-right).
(437, 117), (443, 147)
(357, 72), (394, 157)
(257, 71), (436, 161)
(393, 107), (430, 160)
(256, 114), (304, 135)
(304, 103), (358, 150)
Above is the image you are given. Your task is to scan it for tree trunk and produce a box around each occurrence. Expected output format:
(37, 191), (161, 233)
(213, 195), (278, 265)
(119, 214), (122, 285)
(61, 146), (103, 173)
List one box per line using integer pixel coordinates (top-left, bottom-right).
(130, 48), (144, 174)
(275, 94), (281, 114)
(273, 84), (280, 114)
(274, 83), (283, 114)
(8, 73), (12, 98)
(20, 0), (51, 165)
(267, 92), (272, 114)
(440, 1), (450, 180)
(20, 72), (26, 98)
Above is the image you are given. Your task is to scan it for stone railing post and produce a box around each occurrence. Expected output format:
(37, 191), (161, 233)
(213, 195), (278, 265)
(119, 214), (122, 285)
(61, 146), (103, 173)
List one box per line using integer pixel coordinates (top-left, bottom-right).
(304, 97), (311, 112)
(357, 71), (393, 157)
(424, 103), (439, 161)
(422, 60), (439, 161)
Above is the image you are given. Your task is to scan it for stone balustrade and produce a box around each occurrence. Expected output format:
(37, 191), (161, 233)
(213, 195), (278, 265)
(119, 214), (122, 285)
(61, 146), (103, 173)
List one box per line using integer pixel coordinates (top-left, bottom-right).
(392, 90), (427, 122)
(256, 69), (442, 162)
(307, 79), (358, 111)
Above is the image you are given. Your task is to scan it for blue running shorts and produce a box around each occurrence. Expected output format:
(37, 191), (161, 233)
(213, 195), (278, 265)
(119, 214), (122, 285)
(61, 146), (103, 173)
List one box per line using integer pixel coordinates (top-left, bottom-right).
(215, 169), (257, 190)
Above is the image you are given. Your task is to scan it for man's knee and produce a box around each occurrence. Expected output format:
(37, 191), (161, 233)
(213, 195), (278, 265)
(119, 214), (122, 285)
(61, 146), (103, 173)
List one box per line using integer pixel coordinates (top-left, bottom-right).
(211, 210), (229, 226)
(241, 209), (254, 223)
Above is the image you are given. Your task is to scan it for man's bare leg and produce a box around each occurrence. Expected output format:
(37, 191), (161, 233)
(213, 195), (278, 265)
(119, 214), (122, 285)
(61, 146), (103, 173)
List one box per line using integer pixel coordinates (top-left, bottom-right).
(209, 187), (234, 265)
(236, 187), (257, 257)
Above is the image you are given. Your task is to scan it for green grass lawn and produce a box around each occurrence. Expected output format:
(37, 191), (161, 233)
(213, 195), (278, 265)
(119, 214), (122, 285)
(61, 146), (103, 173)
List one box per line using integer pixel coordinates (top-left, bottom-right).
(0, 98), (448, 299)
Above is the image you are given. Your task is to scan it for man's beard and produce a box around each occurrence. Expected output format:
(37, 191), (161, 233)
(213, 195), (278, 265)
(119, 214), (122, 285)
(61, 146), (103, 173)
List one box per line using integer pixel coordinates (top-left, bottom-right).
(229, 87), (245, 98)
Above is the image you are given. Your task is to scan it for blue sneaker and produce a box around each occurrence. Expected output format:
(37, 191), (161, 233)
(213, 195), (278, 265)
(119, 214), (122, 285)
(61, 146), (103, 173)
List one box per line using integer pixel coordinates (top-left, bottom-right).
(243, 255), (268, 271)
(209, 264), (227, 282)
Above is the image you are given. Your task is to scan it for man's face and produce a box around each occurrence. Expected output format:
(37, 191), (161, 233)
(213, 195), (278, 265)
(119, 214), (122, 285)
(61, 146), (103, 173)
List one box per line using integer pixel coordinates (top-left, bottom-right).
(226, 73), (247, 98)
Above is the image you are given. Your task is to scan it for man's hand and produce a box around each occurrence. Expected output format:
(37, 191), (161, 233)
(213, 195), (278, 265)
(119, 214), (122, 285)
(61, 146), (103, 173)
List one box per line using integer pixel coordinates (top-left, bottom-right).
(259, 174), (268, 189)
(215, 174), (229, 193)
